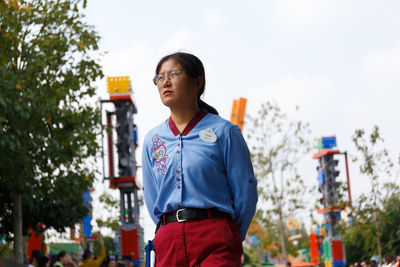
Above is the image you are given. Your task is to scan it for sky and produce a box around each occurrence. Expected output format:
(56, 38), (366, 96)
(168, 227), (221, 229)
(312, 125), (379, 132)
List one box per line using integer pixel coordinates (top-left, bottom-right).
(81, 0), (400, 242)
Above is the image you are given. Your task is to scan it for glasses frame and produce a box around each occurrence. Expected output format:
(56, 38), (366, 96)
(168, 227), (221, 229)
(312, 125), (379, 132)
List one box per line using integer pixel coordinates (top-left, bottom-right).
(153, 70), (184, 86)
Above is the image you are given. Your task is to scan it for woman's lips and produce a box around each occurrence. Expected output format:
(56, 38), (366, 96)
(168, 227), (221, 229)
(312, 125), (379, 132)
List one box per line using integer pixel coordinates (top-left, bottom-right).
(163, 90), (172, 96)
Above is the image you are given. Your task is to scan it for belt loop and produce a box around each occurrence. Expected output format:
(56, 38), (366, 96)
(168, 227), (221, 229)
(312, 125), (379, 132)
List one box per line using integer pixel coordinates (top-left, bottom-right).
(163, 215), (166, 225)
(206, 208), (212, 218)
(155, 221), (161, 234)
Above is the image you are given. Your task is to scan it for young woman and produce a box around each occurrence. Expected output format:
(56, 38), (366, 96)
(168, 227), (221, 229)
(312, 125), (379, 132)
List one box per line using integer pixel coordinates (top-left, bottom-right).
(142, 52), (258, 266)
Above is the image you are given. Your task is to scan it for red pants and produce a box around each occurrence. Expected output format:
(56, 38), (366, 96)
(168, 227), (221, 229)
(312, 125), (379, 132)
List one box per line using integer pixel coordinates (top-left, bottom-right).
(154, 216), (243, 267)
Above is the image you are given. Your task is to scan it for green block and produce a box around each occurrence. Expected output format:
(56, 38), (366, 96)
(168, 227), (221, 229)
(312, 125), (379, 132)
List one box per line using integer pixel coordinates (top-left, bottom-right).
(324, 241), (331, 261)
(318, 139), (322, 151)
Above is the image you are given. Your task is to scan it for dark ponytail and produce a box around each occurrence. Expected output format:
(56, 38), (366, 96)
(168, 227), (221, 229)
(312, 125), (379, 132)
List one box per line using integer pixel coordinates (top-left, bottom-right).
(155, 52), (218, 115)
(198, 99), (218, 115)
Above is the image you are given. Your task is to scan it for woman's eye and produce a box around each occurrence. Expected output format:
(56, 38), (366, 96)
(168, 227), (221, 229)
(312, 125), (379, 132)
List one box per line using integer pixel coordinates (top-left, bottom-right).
(170, 70), (179, 77)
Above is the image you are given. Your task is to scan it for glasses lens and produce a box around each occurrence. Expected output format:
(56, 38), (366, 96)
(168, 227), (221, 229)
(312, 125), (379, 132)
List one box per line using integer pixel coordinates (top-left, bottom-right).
(153, 70), (182, 86)
(153, 75), (164, 86)
(170, 70), (179, 78)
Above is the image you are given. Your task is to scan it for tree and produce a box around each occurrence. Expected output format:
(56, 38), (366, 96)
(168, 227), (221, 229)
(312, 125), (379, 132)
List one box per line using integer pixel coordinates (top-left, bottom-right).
(341, 183), (400, 264)
(246, 101), (312, 264)
(0, 0), (103, 262)
(350, 126), (396, 264)
(95, 191), (120, 233)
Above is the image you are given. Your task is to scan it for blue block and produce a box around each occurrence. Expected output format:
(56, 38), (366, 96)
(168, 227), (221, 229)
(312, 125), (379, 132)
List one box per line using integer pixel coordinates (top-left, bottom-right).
(82, 215), (92, 237)
(322, 136), (337, 149)
(333, 260), (344, 267)
(318, 170), (325, 185)
(133, 125), (138, 143)
(82, 191), (91, 204)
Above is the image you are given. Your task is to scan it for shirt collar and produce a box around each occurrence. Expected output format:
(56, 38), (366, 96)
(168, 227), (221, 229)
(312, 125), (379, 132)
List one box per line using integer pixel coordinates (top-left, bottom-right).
(168, 109), (209, 136)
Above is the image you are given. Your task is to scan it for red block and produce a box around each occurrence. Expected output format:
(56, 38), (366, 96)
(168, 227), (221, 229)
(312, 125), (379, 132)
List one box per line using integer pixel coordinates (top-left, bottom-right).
(309, 234), (319, 265)
(27, 229), (43, 258)
(332, 240), (344, 261)
(121, 229), (139, 260)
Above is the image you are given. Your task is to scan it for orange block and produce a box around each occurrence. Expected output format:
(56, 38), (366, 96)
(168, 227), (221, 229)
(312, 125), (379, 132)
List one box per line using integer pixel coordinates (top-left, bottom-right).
(230, 98), (247, 132)
(309, 233), (319, 265)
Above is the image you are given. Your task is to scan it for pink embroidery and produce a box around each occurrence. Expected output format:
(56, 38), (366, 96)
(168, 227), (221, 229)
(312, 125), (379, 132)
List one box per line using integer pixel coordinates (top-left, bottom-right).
(151, 134), (168, 175)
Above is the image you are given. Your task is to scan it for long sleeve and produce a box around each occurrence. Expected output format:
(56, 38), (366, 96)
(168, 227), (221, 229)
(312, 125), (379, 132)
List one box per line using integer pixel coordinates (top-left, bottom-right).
(80, 244), (105, 267)
(142, 134), (160, 224)
(93, 244), (106, 266)
(224, 125), (258, 240)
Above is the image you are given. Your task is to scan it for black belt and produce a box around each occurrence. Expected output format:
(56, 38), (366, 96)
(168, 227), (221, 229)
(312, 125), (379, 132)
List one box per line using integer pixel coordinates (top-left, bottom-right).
(160, 208), (229, 226)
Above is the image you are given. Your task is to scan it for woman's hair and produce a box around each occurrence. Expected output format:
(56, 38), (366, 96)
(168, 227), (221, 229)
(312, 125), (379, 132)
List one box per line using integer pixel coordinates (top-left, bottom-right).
(50, 251), (66, 267)
(155, 52), (218, 115)
(30, 250), (41, 264)
(58, 251), (66, 260)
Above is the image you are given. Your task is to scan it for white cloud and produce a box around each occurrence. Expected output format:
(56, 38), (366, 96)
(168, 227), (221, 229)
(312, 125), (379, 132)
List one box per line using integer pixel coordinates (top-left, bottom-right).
(246, 74), (333, 117)
(271, 0), (338, 28)
(161, 28), (194, 54)
(204, 7), (227, 28)
(360, 48), (400, 89)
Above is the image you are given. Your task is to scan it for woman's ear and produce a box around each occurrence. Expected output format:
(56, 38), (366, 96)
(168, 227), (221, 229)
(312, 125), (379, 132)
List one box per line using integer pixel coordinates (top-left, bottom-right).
(196, 76), (204, 88)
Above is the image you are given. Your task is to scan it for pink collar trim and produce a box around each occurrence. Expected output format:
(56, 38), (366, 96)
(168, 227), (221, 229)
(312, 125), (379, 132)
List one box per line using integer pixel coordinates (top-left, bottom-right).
(168, 110), (209, 136)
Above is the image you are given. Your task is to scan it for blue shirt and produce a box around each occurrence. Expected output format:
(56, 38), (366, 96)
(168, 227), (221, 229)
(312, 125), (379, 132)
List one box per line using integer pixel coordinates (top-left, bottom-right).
(142, 110), (258, 240)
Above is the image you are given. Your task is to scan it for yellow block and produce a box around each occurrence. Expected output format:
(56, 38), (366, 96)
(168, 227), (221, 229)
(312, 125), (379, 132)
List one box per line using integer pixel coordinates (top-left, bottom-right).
(107, 76), (131, 94)
(326, 260), (332, 267)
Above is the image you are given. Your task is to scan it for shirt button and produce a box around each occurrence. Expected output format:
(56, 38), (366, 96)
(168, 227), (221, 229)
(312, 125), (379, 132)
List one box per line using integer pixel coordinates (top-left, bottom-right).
(177, 150), (180, 154)
(177, 178), (180, 182)
(177, 185), (181, 189)
(178, 144), (180, 147)
(176, 170), (180, 174)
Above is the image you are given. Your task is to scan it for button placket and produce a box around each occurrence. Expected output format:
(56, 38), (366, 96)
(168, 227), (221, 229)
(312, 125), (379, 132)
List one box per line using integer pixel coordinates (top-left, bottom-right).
(176, 135), (182, 194)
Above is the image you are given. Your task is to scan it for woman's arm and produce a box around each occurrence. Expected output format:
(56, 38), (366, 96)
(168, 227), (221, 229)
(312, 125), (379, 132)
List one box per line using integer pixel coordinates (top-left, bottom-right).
(224, 125), (258, 241)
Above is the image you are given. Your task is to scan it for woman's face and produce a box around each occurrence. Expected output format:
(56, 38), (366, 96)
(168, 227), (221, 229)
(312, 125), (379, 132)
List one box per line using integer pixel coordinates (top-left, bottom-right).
(108, 260), (118, 267)
(157, 58), (201, 110)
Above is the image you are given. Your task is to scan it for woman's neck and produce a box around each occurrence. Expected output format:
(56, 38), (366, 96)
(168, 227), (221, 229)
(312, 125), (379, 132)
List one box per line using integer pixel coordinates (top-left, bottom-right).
(170, 106), (199, 133)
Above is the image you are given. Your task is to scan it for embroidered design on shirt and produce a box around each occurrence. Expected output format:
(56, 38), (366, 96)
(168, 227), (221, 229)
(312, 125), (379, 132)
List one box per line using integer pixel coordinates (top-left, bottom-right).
(151, 134), (168, 175)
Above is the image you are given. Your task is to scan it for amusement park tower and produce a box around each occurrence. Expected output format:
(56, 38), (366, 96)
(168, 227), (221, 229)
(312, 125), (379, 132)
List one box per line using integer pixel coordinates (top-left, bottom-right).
(100, 76), (143, 264)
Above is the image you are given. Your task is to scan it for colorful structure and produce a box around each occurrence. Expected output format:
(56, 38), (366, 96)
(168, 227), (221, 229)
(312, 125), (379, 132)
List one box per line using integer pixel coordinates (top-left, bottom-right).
(100, 76), (143, 264)
(312, 136), (348, 267)
(230, 97), (247, 132)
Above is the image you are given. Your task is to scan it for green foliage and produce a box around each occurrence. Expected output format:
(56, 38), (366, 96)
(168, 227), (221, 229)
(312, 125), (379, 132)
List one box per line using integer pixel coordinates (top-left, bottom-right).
(0, 0), (103, 239)
(379, 189), (400, 255)
(93, 236), (114, 257)
(96, 192), (120, 232)
(0, 243), (14, 258)
(340, 126), (400, 263)
(246, 101), (312, 261)
(341, 186), (400, 263)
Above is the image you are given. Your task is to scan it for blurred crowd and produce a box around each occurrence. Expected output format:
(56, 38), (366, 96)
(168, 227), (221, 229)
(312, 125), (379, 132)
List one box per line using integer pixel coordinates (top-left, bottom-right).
(349, 255), (400, 267)
(27, 237), (138, 267)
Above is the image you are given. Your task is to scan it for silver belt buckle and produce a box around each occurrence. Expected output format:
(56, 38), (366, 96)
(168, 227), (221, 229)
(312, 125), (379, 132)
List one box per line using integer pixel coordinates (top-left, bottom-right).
(176, 208), (187, 223)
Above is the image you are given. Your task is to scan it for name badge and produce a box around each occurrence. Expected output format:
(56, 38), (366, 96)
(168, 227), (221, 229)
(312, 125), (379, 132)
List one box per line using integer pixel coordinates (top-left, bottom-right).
(199, 128), (217, 143)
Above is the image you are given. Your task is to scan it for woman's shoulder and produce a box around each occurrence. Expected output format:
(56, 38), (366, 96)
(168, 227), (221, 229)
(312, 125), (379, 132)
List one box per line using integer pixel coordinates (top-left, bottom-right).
(203, 113), (241, 133)
(143, 119), (170, 141)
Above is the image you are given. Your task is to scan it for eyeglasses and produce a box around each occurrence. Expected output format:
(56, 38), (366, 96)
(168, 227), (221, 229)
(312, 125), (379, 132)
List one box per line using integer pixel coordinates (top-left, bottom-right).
(153, 70), (184, 86)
